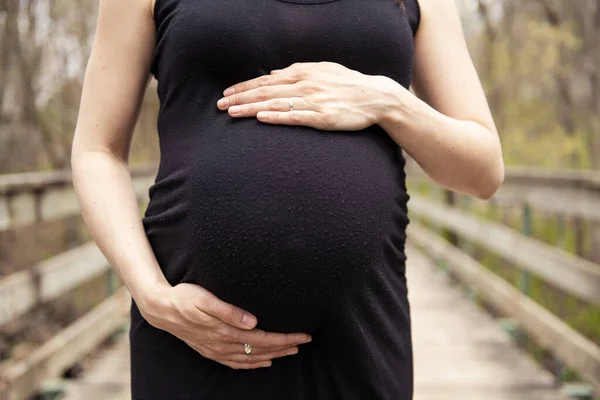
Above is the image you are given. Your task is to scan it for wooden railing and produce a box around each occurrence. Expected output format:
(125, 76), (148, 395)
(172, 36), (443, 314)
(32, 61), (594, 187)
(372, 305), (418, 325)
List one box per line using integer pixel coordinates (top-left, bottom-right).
(0, 163), (157, 400)
(406, 164), (600, 397)
(1, 162), (600, 398)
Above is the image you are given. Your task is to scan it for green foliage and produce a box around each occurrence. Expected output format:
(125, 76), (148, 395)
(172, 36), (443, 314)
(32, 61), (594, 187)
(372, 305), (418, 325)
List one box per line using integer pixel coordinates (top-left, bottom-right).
(501, 124), (588, 168)
(471, 10), (596, 169)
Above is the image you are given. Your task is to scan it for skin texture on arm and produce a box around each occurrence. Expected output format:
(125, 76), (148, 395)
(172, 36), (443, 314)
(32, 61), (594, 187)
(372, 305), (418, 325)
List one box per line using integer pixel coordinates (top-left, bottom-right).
(71, 0), (310, 370)
(378, 0), (504, 199)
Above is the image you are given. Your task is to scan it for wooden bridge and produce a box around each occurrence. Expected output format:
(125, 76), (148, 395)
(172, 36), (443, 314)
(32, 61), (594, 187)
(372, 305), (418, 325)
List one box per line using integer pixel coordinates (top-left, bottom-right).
(0, 164), (598, 400)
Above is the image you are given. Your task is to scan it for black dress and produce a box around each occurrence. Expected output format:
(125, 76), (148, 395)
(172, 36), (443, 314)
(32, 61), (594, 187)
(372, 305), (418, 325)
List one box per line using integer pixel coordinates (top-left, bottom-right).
(131, 0), (421, 398)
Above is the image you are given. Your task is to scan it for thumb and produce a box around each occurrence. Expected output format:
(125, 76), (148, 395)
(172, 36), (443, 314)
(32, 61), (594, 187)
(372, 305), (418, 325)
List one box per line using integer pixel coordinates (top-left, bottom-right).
(197, 287), (257, 329)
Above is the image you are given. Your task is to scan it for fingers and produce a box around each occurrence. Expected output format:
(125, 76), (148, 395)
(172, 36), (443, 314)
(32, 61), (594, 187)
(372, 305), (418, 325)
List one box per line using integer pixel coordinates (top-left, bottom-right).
(195, 290), (312, 346)
(186, 342), (302, 370)
(168, 284), (315, 371)
(232, 328), (312, 349)
(221, 61), (331, 97)
(195, 289), (257, 330)
(257, 110), (324, 129)
(186, 342), (273, 369)
(217, 83), (299, 111)
(222, 71), (298, 96)
(228, 97), (311, 118)
(218, 342), (299, 356)
(221, 346), (299, 364)
(221, 360), (273, 370)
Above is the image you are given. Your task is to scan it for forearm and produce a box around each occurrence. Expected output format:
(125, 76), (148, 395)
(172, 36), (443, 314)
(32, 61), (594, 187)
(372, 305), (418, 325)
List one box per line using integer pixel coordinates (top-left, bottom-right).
(377, 82), (504, 199)
(71, 151), (170, 310)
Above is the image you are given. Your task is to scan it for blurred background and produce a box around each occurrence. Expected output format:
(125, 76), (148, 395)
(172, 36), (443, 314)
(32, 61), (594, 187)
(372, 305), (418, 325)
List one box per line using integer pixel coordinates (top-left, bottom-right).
(0, 0), (599, 399)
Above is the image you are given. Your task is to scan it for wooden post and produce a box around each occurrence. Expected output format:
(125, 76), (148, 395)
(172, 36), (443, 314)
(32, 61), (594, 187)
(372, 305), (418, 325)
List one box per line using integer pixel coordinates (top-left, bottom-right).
(557, 215), (567, 249)
(107, 269), (119, 343)
(518, 203), (532, 347)
(519, 204), (532, 293)
(107, 269), (118, 296)
(562, 383), (595, 400)
(554, 214), (567, 384)
(461, 195), (478, 302)
(461, 195), (475, 257)
(39, 379), (67, 400)
(444, 189), (458, 246)
(432, 185), (444, 239)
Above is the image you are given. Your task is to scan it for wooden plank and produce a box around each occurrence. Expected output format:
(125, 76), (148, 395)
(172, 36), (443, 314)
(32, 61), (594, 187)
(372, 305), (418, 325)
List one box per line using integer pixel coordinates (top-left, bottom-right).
(0, 196), (9, 231)
(409, 194), (600, 306)
(0, 164), (157, 232)
(39, 186), (80, 222)
(59, 334), (131, 400)
(0, 170), (70, 196)
(405, 164), (600, 220)
(0, 242), (110, 325)
(0, 165), (155, 323)
(493, 182), (600, 220)
(406, 160), (600, 191)
(0, 380), (7, 400)
(38, 242), (110, 302)
(407, 222), (600, 393)
(0, 270), (37, 327)
(0, 288), (131, 400)
(503, 166), (600, 190)
(0, 163), (157, 195)
(407, 246), (569, 400)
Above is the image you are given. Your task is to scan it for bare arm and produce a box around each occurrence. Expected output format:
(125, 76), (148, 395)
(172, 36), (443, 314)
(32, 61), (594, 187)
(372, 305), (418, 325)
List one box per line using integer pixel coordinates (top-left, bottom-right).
(378, 0), (504, 199)
(71, 0), (164, 316)
(71, 0), (310, 370)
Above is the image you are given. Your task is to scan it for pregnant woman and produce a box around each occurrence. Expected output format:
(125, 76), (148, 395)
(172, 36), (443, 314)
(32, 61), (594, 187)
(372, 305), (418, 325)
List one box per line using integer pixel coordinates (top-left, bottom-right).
(71, 0), (504, 398)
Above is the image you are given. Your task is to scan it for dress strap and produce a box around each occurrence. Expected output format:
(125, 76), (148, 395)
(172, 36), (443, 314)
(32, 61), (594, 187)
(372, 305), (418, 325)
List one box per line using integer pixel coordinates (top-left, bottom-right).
(403, 0), (421, 37)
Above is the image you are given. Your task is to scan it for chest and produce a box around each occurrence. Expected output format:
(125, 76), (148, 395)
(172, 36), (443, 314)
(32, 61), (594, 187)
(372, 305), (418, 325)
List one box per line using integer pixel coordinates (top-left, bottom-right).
(152, 0), (415, 87)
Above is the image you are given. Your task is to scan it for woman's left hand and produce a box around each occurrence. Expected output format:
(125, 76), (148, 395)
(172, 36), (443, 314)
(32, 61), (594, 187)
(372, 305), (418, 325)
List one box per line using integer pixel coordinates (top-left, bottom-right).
(217, 61), (400, 131)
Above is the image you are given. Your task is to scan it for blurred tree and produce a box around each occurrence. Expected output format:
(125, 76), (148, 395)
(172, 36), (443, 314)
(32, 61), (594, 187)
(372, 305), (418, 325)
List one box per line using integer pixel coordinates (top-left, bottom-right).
(467, 0), (599, 170)
(0, 0), (159, 173)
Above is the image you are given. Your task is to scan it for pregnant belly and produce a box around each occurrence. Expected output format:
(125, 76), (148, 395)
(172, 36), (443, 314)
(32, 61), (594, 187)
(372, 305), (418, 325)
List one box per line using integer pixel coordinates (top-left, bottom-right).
(142, 124), (408, 332)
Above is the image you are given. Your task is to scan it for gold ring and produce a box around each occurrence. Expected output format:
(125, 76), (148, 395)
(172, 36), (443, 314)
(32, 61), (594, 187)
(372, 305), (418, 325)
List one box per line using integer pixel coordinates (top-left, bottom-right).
(244, 343), (253, 355)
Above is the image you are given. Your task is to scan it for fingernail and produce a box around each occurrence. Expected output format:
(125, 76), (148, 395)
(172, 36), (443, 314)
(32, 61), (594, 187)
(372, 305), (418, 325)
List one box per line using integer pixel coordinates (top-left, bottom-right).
(261, 362), (272, 367)
(300, 335), (312, 343)
(242, 314), (256, 327)
(223, 87), (235, 96)
(217, 98), (229, 108)
(229, 105), (240, 115)
(286, 348), (299, 355)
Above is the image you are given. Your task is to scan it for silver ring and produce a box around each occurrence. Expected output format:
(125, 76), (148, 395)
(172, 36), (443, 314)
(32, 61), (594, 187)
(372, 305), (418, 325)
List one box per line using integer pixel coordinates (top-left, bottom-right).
(288, 97), (294, 111)
(244, 343), (253, 355)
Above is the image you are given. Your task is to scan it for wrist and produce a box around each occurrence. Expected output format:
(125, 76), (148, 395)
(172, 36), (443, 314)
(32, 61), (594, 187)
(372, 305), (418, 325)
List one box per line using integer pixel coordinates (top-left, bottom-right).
(374, 76), (417, 131)
(132, 278), (173, 316)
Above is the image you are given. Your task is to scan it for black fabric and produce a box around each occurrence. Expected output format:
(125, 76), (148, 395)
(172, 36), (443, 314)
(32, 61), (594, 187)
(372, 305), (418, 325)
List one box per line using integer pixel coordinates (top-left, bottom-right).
(131, 0), (421, 398)
(405, 0), (421, 37)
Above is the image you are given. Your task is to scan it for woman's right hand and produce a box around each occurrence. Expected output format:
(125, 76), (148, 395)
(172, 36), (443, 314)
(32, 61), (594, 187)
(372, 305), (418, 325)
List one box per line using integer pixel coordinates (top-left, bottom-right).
(138, 282), (313, 369)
